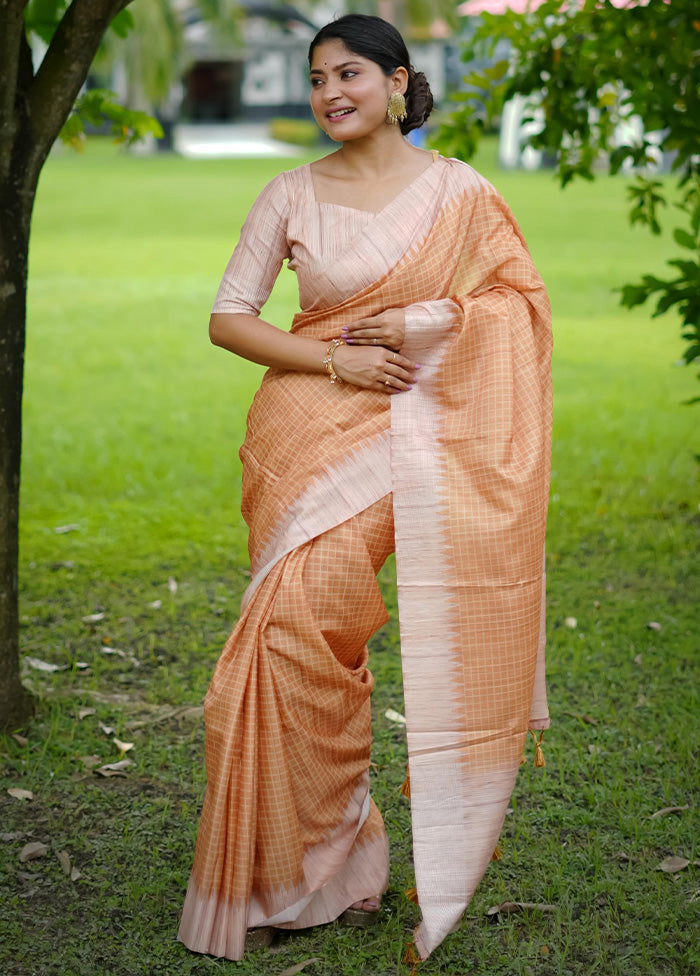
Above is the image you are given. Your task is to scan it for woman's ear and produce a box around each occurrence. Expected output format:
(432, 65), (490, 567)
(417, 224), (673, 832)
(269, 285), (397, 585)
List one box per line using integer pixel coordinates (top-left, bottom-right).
(391, 65), (409, 95)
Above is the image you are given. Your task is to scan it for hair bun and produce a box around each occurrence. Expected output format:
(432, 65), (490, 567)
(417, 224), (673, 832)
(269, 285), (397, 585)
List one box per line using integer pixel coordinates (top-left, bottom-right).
(402, 69), (433, 135)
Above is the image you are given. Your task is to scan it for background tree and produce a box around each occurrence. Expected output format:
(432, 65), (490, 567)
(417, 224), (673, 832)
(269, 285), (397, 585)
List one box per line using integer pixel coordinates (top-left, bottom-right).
(0, 0), (158, 730)
(0, 0), (246, 730)
(434, 0), (700, 402)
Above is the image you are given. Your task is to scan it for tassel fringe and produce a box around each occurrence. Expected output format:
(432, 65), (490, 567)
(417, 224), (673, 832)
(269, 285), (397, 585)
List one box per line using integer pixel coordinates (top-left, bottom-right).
(404, 885), (419, 904)
(491, 844), (503, 861)
(403, 941), (421, 974)
(400, 764), (411, 798)
(530, 729), (546, 768)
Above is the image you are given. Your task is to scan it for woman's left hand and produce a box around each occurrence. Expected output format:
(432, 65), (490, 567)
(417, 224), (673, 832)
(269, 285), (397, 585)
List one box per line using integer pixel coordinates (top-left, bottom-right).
(341, 308), (405, 351)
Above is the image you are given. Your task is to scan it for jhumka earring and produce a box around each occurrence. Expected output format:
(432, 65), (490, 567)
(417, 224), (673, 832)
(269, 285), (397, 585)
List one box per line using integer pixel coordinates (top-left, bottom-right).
(386, 91), (407, 125)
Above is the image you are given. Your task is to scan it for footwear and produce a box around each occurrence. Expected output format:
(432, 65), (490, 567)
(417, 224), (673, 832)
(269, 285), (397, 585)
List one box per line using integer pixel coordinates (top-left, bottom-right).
(244, 926), (275, 950)
(339, 897), (381, 928)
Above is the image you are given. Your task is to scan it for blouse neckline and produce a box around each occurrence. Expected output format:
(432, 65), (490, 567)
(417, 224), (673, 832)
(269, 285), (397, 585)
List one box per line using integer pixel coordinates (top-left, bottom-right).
(306, 151), (441, 217)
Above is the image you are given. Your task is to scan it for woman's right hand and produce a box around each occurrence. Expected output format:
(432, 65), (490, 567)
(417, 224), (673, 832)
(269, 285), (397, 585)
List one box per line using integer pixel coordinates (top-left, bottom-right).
(332, 343), (420, 394)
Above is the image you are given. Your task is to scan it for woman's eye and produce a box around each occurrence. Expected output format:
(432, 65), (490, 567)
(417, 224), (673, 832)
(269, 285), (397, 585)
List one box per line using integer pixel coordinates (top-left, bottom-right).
(310, 78), (322, 87)
(341, 71), (357, 80)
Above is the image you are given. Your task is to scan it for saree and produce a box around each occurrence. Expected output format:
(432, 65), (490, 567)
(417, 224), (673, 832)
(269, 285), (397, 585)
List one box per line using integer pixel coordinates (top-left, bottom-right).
(178, 156), (552, 962)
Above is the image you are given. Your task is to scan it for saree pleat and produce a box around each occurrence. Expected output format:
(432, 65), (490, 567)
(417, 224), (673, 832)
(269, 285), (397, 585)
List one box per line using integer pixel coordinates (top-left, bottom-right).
(178, 496), (395, 957)
(180, 156), (552, 962)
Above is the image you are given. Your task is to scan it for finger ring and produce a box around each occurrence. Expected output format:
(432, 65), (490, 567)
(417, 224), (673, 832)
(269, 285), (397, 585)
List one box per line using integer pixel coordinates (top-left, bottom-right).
(373, 338), (377, 345)
(384, 378), (391, 386)
(392, 353), (397, 361)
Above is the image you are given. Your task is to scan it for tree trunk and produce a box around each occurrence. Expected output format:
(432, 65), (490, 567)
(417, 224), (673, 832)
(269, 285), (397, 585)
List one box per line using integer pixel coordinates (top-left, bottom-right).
(0, 174), (34, 729)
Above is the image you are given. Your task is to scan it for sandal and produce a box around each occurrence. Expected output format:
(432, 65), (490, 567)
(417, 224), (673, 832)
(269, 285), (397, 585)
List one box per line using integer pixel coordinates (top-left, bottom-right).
(339, 897), (381, 927)
(244, 926), (275, 950)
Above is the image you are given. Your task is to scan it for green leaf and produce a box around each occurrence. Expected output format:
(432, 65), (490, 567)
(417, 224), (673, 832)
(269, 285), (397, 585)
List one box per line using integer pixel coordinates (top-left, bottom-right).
(673, 228), (697, 250)
(110, 8), (134, 39)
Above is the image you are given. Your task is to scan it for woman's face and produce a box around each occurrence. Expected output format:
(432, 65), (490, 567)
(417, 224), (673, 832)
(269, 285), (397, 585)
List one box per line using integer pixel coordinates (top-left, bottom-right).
(309, 39), (401, 142)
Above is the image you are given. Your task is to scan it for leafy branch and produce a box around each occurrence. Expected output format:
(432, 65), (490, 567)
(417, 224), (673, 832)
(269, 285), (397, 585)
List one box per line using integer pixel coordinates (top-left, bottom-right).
(433, 0), (700, 403)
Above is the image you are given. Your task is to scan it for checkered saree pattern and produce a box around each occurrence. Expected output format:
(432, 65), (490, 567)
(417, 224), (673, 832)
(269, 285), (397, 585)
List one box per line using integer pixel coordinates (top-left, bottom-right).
(178, 160), (552, 962)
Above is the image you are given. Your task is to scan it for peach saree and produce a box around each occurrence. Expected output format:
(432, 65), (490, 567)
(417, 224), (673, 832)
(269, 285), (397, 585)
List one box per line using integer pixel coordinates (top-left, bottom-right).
(178, 156), (552, 962)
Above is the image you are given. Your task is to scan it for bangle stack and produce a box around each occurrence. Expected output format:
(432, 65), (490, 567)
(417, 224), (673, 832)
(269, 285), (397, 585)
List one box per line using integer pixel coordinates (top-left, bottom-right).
(323, 337), (345, 384)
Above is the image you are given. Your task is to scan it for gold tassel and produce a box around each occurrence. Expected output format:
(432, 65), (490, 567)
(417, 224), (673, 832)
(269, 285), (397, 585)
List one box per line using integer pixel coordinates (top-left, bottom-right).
(530, 729), (546, 768)
(403, 941), (421, 975)
(400, 764), (411, 798)
(491, 844), (503, 861)
(404, 885), (419, 904)
(519, 753), (528, 766)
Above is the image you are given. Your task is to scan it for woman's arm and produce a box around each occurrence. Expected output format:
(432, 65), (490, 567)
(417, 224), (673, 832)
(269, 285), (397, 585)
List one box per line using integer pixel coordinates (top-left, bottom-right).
(210, 312), (420, 393)
(210, 312), (328, 373)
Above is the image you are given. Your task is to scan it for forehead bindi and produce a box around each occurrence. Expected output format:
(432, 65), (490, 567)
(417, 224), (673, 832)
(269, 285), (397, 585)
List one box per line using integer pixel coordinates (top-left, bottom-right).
(310, 41), (369, 75)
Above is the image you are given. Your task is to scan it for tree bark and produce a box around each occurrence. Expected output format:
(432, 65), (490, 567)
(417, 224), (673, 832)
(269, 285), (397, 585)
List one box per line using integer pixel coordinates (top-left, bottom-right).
(0, 170), (34, 730)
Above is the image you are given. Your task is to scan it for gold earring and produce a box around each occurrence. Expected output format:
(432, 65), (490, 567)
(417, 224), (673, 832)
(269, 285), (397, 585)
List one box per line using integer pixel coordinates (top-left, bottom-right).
(386, 91), (407, 125)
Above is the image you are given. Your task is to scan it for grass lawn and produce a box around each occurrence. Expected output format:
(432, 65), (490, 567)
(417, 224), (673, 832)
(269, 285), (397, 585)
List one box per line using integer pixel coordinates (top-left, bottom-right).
(0, 135), (698, 976)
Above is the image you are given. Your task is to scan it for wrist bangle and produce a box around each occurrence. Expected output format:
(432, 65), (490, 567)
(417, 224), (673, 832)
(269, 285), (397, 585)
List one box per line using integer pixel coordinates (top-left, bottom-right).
(323, 337), (345, 384)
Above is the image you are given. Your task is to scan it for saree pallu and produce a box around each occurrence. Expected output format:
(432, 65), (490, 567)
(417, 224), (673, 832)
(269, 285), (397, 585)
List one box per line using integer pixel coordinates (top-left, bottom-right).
(179, 161), (552, 961)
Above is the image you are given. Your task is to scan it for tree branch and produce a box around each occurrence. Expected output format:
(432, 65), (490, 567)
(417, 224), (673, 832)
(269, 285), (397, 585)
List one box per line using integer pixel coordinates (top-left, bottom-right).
(27, 0), (134, 179)
(0, 0), (30, 182)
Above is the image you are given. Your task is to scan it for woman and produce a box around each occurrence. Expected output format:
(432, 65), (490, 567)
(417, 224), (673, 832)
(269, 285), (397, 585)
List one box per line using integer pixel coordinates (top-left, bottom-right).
(178, 13), (551, 964)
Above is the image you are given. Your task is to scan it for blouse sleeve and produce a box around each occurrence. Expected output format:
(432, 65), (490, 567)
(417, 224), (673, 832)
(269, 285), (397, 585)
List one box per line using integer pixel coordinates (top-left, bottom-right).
(211, 172), (292, 316)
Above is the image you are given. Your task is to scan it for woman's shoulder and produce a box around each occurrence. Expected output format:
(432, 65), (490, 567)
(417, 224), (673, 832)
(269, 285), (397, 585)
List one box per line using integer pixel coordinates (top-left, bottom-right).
(438, 155), (496, 197)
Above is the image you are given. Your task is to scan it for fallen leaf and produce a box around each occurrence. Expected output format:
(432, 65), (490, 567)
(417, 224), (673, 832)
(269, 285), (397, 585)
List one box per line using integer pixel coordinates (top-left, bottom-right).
(94, 759), (134, 777)
(80, 754), (102, 769)
(564, 616), (577, 629)
(278, 960), (322, 976)
(635, 693), (647, 708)
(99, 722), (115, 736)
(646, 621), (662, 631)
(56, 850), (71, 875)
(563, 711), (597, 726)
(588, 744), (601, 755)
(7, 788), (33, 801)
(0, 832), (22, 841)
(50, 560), (75, 570)
(113, 738), (134, 754)
(11, 733), (28, 747)
(658, 856), (690, 873)
(487, 901), (556, 918)
(101, 646), (124, 657)
(19, 842), (48, 862)
(24, 656), (67, 673)
(125, 704), (204, 730)
(70, 866), (82, 882)
(54, 524), (79, 534)
(650, 804), (689, 820)
(81, 613), (104, 623)
(168, 577), (178, 594)
(634, 654), (643, 666)
(148, 600), (162, 609)
(384, 709), (406, 725)
(74, 662), (90, 670)
(100, 646), (140, 668)
(78, 708), (96, 721)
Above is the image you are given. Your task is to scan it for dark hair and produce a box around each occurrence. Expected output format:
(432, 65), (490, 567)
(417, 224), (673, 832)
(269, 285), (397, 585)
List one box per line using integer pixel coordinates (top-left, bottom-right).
(308, 14), (433, 135)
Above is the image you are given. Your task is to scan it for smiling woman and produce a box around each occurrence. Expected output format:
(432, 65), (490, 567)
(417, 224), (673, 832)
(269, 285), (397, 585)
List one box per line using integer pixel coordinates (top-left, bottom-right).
(177, 12), (552, 968)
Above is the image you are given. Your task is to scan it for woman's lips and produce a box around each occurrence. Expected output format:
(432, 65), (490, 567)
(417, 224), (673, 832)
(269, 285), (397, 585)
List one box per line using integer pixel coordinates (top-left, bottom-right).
(326, 108), (356, 121)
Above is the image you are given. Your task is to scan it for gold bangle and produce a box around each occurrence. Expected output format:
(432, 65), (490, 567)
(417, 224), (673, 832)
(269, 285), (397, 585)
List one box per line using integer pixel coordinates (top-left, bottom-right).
(323, 337), (345, 384)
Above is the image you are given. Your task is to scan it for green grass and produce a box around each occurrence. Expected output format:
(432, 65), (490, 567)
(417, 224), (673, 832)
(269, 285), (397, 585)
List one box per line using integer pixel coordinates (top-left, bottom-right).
(0, 136), (698, 976)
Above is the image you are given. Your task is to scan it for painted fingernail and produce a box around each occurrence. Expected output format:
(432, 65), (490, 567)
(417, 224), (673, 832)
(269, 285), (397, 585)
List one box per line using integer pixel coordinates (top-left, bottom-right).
(415, 364), (422, 369)
(345, 338), (354, 343)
